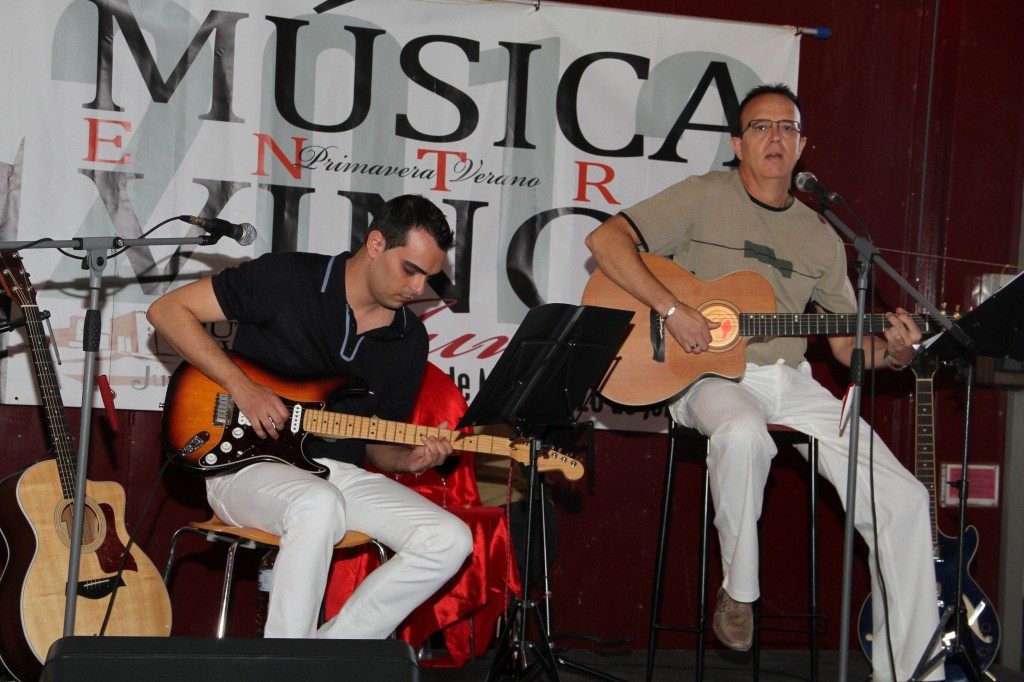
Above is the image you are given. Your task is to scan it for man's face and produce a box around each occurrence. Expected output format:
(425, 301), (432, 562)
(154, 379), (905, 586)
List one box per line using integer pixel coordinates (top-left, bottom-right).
(730, 93), (806, 181)
(367, 227), (447, 310)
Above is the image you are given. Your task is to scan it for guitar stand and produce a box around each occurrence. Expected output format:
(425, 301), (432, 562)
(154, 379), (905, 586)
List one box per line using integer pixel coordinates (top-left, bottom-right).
(909, 360), (991, 682)
(0, 309), (50, 335)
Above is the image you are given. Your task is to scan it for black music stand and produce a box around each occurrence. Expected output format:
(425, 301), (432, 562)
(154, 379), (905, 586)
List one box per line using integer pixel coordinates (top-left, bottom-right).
(909, 271), (1024, 681)
(458, 302), (633, 682)
(924, 270), (1024, 361)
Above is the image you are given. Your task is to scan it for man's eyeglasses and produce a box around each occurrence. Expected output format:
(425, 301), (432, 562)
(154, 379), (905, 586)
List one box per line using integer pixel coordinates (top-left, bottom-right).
(742, 119), (802, 136)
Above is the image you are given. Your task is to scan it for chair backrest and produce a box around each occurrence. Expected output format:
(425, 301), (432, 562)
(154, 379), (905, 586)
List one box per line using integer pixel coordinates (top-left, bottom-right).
(368, 361), (481, 508)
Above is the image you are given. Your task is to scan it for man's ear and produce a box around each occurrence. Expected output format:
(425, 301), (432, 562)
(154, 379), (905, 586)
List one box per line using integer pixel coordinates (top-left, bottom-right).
(365, 229), (386, 258)
(730, 135), (743, 160)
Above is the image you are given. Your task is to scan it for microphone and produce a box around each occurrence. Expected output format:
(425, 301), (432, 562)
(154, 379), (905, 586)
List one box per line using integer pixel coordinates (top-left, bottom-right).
(179, 215), (257, 246)
(794, 172), (844, 205)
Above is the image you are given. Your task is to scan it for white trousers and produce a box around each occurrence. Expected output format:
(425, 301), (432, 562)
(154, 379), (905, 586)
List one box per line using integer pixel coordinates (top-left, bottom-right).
(669, 361), (943, 682)
(206, 458), (473, 640)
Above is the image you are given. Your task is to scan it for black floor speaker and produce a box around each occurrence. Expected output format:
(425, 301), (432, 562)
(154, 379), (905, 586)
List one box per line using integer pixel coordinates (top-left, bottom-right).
(41, 636), (419, 681)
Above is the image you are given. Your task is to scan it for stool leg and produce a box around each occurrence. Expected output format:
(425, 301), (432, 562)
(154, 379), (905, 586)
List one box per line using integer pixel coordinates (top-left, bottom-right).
(162, 527), (192, 583)
(695, 441), (711, 682)
(217, 541), (241, 639)
(646, 425), (679, 682)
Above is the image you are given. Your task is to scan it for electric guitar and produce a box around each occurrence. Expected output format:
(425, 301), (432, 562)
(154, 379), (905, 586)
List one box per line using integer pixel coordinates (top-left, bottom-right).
(160, 353), (585, 481)
(856, 353), (1000, 679)
(581, 254), (948, 405)
(0, 251), (172, 682)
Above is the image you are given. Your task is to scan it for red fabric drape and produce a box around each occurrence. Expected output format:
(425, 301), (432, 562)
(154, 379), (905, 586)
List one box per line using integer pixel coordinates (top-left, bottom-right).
(323, 363), (521, 667)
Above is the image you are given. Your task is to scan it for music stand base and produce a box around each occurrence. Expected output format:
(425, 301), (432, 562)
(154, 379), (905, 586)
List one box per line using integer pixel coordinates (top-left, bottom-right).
(908, 604), (990, 682)
(485, 602), (631, 682)
(554, 653), (630, 682)
(486, 598), (561, 681)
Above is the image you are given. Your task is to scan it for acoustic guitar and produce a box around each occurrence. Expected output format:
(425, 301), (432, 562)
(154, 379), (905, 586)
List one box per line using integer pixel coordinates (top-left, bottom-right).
(856, 353), (1000, 679)
(581, 253), (947, 405)
(0, 251), (172, 682)
(160, 352), (585, 480)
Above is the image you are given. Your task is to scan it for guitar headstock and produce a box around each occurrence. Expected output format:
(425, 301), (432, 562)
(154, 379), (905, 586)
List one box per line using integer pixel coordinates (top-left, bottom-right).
(0, 250), (37, 308)
(912, 352), (939, 380)
(913, 302), (960, 376)
(938, 302), (962, 323)
(508, 439), (585, 481)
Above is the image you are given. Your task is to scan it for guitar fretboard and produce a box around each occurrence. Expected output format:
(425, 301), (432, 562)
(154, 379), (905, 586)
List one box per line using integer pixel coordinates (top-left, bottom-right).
(739, 312), (937, 338)
(0, 253), (79, 501)
(303, 410), (513, 456)
(914, 372), (939, 548)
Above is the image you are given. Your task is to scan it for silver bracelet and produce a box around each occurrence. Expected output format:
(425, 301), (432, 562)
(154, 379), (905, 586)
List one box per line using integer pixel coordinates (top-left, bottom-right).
(883, 349), (911, 371)
(662, 298), (683, 321)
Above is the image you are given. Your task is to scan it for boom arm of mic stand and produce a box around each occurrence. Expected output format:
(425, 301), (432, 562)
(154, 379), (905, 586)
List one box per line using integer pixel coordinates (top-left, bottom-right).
(820, 206), (972, 348)
(0, 233), (214, 637)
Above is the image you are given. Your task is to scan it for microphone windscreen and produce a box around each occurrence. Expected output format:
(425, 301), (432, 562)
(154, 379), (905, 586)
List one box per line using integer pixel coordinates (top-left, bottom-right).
(794, 171), (816, 192)
(238, 223), (257, 246)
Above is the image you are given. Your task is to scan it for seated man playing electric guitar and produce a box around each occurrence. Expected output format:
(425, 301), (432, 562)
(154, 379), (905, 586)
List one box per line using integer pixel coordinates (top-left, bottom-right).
(148, 194), (472, 640)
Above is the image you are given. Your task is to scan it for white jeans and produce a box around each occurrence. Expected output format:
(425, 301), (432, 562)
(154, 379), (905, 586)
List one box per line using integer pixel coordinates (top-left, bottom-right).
(669, 361), (943, 682)
(206, 458), (473, 640)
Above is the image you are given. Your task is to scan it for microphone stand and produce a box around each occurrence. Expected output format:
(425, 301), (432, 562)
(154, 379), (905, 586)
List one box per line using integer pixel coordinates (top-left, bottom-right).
(808, 203), (967, 682)
(0, 233), (213, 636)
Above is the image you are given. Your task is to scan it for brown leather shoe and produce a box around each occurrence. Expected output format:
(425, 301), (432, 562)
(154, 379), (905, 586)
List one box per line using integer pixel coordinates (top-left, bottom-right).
(712, 588), (753, 651)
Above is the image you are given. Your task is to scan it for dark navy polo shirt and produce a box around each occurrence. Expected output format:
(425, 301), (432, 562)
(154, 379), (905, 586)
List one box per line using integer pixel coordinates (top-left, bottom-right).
(211, 251), (428, 464)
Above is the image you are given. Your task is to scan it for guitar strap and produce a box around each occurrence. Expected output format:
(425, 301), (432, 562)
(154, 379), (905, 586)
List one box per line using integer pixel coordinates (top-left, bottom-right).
(633, 240), (667, 363)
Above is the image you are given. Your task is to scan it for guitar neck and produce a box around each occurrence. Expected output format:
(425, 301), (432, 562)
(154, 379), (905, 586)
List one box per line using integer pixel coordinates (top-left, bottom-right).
(913, 367), (939, 548)
(739, 312), (936, 338)
(22, 305), (78, 499)
(303, 410), (514, 458)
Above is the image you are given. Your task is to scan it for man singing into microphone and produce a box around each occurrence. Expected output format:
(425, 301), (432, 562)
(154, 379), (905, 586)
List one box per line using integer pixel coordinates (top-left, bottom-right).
(149, 194), (472, 641)
(585, 84), (943, 681)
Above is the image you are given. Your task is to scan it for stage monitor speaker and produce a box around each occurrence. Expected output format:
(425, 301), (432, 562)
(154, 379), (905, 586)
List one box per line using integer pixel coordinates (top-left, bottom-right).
(41, 636), (419, 681)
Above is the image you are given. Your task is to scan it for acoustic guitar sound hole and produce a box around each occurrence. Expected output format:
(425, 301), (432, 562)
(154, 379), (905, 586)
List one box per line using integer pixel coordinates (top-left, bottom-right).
(54, 497), (105, 553)
(700, 302), (741, 352)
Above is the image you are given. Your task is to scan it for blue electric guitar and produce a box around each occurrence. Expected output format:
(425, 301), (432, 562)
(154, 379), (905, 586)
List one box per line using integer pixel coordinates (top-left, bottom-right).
(857, 353), (999, 679)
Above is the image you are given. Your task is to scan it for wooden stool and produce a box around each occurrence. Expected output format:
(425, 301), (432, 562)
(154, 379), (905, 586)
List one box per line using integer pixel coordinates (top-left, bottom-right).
(646, 420), (823, 681)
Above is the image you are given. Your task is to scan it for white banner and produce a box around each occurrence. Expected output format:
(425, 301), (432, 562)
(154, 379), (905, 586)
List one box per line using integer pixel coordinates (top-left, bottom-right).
(0, 0), (799, 433)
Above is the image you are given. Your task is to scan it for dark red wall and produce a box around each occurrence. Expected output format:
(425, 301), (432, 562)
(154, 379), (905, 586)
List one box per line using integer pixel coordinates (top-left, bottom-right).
(2, 0), (1021, 659)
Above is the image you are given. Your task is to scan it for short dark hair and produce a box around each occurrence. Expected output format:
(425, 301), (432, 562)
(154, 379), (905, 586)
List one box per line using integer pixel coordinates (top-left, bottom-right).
(370, 194), (454, 251)
(736, 83), (803, 132)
